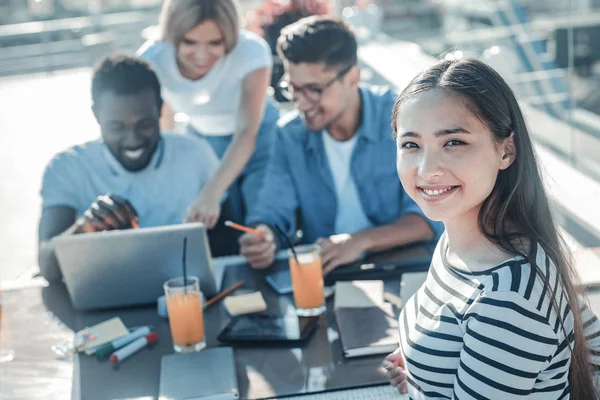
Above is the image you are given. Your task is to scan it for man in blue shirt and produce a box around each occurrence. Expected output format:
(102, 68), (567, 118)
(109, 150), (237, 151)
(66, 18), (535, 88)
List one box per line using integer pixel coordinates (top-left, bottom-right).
(38, 55), (236, 282)
(240, 16), (442, 274)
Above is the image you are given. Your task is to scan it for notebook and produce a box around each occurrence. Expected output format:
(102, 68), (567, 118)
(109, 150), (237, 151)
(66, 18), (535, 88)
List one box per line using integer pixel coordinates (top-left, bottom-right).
(399, 271), (429, 307)
(334, 280), (384, 309)
(334, 303), (399, 359)
(333, 279), (398, 358)
(159, 347), (239, 400)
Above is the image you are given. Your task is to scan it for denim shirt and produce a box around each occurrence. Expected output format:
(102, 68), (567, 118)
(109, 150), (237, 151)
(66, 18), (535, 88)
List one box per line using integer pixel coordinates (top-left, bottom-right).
(247, 86), (443, 245)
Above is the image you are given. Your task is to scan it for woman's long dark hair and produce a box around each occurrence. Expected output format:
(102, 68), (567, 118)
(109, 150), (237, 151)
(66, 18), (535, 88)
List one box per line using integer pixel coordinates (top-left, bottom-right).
(391, 58), (595, 400)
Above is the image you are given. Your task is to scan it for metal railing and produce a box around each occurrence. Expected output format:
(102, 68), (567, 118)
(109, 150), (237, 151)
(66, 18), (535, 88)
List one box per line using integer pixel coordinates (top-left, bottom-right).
(0, 10), (159, 76)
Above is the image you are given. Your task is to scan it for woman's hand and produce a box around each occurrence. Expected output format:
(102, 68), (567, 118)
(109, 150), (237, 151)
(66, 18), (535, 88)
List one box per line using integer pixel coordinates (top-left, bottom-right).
(185, 187), (222, 229)
(383, 349), (408, 394)
(184, 67), (270, 230)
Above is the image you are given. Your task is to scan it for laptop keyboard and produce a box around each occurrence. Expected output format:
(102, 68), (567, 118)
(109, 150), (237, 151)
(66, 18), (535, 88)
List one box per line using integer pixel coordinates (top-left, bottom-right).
(285, 385), (407, 399)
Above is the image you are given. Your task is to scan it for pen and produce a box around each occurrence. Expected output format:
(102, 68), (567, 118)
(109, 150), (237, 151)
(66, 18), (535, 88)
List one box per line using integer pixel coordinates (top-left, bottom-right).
(110, 332), (158, 364)
(224, 221), (263, 237)
(204, 281), (245, 309)
(95, 326), (152, 359)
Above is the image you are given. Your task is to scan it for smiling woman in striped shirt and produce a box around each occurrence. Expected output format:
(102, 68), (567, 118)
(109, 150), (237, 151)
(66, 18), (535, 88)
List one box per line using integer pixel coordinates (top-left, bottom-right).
(384, 58), (600, 399)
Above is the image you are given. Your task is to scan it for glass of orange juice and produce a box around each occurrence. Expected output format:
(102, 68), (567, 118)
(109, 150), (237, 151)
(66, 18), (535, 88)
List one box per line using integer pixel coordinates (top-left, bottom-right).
(289, 244), (326, 316)
(164, 276), (206, 352)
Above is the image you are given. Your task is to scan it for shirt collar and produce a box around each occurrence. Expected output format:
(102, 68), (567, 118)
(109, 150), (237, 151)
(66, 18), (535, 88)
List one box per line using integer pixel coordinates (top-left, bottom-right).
(102, 136), (165, 176)
(306, 86), (376, 152)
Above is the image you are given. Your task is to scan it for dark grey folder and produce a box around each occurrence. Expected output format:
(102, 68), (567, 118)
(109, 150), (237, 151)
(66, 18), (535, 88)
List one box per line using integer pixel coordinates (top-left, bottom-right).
(159, 347), (239, 400)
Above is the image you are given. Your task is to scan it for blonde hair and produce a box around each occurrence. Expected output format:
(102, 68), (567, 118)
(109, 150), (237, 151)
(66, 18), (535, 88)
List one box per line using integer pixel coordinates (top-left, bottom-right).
(160, 0), (240, 52)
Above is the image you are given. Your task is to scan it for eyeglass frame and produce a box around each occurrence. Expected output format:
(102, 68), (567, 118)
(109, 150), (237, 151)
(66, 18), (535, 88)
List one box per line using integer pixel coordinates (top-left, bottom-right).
(277, 63), (355, 103)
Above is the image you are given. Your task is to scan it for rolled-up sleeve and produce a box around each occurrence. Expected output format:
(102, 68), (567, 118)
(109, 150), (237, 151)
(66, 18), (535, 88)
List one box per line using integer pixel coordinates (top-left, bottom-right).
(246, 129), (299, 241)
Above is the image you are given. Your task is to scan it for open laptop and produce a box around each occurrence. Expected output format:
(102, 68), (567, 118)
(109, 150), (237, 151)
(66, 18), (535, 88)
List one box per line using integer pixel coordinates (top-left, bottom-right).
(53, 223), (217, 311)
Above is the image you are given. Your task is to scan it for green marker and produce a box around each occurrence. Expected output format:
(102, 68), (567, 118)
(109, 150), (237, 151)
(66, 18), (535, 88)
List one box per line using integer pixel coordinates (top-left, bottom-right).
(95, 326), (152, 360)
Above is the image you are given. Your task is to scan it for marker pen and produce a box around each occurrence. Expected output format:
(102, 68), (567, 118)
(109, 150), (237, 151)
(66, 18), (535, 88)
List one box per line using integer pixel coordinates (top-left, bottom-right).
(109, 332), (158, 364)
(96, 326), (152, 359)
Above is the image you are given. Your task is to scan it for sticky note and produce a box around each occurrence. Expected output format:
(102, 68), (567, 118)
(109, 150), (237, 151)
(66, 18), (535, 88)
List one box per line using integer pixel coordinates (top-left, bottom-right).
(79, 317), (129, 354)
(223, 292), (267, 316)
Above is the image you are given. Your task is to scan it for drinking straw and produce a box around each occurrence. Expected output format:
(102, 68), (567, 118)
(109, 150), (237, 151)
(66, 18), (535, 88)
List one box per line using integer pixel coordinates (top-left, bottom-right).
(273, 225), (300, 265)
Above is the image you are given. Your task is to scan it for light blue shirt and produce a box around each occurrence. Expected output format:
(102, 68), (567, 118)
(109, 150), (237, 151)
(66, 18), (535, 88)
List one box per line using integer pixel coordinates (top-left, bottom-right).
(40, 133), (219, 227)
(322, 131), (373, 235)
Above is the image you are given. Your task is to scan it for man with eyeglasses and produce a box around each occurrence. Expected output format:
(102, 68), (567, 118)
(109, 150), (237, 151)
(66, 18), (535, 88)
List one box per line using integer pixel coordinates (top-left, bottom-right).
(240, 16), (442, 274)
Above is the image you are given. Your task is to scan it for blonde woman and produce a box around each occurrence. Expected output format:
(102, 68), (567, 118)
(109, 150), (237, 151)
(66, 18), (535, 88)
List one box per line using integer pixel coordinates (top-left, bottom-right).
(138, 0), (279, 227)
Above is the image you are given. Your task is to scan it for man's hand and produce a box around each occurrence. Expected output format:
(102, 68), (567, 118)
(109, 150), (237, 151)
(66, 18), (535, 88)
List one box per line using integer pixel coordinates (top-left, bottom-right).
(316, 233), (367, 276)
(74, 194), (138, 234)
(239, 224), (276, 269)
(185, 186), (222, 229)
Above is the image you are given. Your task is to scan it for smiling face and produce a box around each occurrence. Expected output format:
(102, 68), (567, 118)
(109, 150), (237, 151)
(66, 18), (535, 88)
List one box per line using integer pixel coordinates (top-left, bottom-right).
(395, 89), (515, 225)
(94, 88), (161, 172)
(284, 62), (358, 132)
(176, 20), (226, 80)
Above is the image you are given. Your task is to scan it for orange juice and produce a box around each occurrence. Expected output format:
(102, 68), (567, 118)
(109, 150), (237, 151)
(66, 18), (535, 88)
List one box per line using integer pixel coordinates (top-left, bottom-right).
(164, 276), (206, 352)
(289, 246), (325, 312)
(166, 291), (205, 347)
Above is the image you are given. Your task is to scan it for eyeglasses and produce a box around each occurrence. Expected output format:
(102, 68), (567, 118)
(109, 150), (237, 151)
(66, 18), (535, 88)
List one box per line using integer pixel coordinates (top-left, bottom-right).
(277, 64), (355, 103)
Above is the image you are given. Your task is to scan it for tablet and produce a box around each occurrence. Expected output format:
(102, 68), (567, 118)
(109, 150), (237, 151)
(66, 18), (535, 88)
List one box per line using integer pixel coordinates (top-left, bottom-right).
(217, 315), (319, 344)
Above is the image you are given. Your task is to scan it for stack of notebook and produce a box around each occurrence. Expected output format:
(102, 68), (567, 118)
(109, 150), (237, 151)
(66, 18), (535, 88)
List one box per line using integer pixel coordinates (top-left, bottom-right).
(159, 347), (239, 399)
(334, 281), (399, 358)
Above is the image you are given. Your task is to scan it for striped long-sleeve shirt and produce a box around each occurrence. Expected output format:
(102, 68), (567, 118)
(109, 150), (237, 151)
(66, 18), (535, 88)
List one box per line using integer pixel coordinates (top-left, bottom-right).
(399, 235), (600, 399)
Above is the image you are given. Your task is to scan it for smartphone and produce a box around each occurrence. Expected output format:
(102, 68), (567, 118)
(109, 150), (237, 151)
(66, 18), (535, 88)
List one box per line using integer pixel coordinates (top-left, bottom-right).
(265, 270), (294, 295)
(217, 314), (319, 344)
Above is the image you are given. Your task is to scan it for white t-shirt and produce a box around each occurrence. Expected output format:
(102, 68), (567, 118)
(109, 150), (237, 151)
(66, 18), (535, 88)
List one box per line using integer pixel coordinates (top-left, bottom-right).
(322, 131), (373, 235)
(138, 30), (272, 135)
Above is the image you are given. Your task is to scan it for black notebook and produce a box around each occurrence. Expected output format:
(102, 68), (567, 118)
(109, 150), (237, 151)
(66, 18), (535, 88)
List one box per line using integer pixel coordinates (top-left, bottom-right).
(335, 303), (399, 358)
